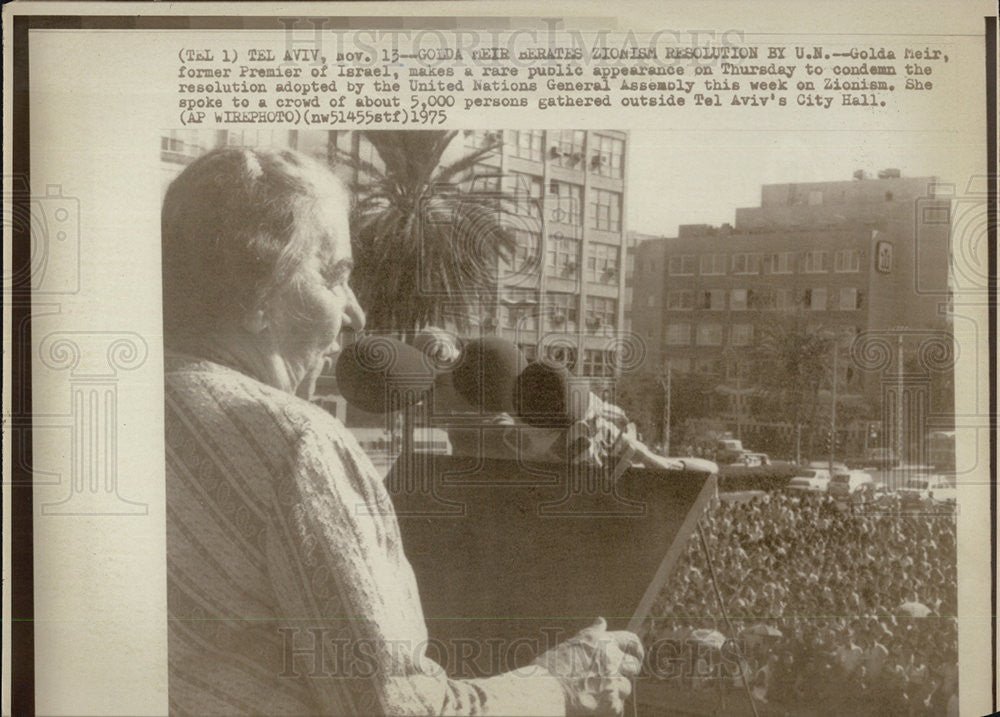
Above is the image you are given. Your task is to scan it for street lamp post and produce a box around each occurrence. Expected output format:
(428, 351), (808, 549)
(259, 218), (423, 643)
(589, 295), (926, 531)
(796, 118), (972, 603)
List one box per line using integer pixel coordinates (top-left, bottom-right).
(735, 361), (742, 443)
(896, 331), (904, 471)
(829, 339), (838, 474)
(660, 359), (672, 456)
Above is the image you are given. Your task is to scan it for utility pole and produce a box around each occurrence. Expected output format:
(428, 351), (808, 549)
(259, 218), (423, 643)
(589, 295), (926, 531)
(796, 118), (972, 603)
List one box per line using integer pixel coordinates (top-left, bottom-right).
(660, 359), (672, 456)
(896, 332), (904, 477)
(735, 362), (742, 443)
(795, 424), (801, 466)
(829, 340), (838, 473)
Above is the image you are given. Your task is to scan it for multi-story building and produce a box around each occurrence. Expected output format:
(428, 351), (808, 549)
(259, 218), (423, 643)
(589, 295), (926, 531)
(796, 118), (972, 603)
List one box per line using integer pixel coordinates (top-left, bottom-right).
(631, 172), (952, 456)
(446, 129), (630, 379)
(161, 128), (356, 187)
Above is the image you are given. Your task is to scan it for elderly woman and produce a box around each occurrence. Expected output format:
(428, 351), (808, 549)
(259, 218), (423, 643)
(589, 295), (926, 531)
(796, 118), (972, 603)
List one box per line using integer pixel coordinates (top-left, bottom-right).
(161, 147), (641, 716)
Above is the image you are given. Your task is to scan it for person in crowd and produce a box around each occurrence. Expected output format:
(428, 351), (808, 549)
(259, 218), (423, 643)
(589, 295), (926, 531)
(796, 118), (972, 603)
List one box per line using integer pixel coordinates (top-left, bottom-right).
(162, 147), (641, 716)
(643, 489), (957, 715)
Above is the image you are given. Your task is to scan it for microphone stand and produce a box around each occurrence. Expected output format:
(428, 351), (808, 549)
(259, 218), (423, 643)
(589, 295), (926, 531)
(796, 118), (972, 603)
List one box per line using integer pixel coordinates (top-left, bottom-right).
(402, 401), (415, 458)
(385, 382), (462, 517)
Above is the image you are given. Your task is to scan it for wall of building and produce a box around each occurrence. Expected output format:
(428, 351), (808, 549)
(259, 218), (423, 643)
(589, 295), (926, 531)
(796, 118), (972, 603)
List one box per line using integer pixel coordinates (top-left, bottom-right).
(449, 129), (631, 379)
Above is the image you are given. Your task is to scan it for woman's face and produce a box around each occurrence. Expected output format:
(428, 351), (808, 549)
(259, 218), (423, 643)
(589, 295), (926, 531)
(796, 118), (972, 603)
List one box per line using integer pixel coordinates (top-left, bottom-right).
(269, 196), (365, 397)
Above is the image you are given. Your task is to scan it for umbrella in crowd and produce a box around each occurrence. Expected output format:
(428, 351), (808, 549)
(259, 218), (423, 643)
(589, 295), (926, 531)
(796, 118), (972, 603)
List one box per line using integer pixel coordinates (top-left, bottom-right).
(898, 601), (932, 618)
(689, 628), (727, 650)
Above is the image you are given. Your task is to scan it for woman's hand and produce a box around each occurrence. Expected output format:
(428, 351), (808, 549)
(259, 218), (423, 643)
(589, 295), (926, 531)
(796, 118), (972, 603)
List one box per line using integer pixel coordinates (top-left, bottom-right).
(533, 618), (644, 716)
(630, 440), (686, 473)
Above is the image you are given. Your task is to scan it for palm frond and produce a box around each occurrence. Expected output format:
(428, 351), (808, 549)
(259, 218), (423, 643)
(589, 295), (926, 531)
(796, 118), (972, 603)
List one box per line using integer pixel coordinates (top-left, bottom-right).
(340, 130), (523, 331)
(436, 135), (504, 184)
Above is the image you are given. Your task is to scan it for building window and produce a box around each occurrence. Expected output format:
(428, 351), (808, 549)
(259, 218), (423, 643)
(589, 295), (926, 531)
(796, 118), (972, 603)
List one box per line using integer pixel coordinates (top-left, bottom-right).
(588, 188), (622, 232)
(545, 344), (577, 370)
(465, 161), (502, 194)
(546, 234), (580, 277)
(774, 289), (796, 311)
(583, 349), (616, 377)
(696, 358), (723, 375)
(590, 134), (625, 178)
(748, 289), (773, 310)
(508, 129), (545, 161)
(730, 323), (754, 346)
(732, 253), (761, 275)
(506, 229), (541, 271)
(502, 172), (543, 218)
(225, 129), (284, 149)
(730, 289), (748, 311)
(585, 296), (617, 331)
(803, 251), (829, 273)
(668, 255), (696, 276)
(700, 253), (727, 275)
(666, 323), (691, 345)
(501, 289), (539, 331)
(502, 305), (538, 331)
(465, 129), (503, 151)
(547, 292), (578, 329)
(697, 323), (724, 346)
(805, 287), (827, 310)
(765, 252), (794, 274)
(667, 290), (694, 310)
(700, 289), (726, 311)
(835, 249), (861, 272)
(518, 343), (538, 361)
(548, 180), (583, 225)
(550, 130), (586, 169)
(585, 243), (619, 283)
(161, 130), (210, 163)
(839, 287), (863, 310)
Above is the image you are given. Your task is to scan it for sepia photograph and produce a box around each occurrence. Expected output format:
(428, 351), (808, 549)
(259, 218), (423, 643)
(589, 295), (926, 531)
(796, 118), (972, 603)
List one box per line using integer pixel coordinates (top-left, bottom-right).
(156, 125), (963, 716)
(3, 3), (996, 716)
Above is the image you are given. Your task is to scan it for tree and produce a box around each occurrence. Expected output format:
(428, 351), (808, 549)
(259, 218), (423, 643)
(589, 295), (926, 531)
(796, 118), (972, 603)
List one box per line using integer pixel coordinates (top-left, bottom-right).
(615, 369), (716, 449)
(668, 370), (719, 435)
(750, 311), (836, 463)
(338, 131), (518, 332)
(614, 371), (664, 442)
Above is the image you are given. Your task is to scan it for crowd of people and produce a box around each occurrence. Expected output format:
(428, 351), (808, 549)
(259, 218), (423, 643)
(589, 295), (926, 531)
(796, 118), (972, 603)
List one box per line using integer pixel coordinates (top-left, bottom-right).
(642, 491), (958, 716)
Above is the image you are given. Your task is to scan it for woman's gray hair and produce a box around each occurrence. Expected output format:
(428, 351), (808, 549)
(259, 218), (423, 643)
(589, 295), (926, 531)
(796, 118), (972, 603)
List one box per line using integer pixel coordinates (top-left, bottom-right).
(161, 146), (348, 344)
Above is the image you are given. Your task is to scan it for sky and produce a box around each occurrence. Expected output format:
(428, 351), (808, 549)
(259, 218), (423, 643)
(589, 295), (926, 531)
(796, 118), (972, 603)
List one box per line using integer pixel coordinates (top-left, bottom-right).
(625, 128), (984, 237)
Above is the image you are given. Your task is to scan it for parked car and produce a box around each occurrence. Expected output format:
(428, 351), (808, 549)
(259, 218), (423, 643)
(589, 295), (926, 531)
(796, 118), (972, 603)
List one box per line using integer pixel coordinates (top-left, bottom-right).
(900, 475), (956, 506)
(715, 439), (747, 464)
(785, 469), (831, 494)
(744, 452), (770, 467)
(828, 470), (875, 500)
(715, 439), (769, 466)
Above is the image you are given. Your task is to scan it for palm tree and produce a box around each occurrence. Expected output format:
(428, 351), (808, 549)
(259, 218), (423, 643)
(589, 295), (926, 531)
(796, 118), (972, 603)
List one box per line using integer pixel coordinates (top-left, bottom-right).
(338, 131), (518, 332)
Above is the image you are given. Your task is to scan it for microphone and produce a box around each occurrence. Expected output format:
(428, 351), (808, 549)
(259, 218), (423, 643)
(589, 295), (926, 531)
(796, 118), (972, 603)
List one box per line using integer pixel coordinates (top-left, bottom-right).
(513, 360), (592, 428)
(514, 361), (674, 475)
(334, 336), (435, 414)
(450, 338), (527, 414)
(411, 327), (462, 366)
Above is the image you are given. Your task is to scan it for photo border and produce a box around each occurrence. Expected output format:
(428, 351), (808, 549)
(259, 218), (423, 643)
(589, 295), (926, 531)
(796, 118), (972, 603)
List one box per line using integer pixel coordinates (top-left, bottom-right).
(5, 7), (997, 715)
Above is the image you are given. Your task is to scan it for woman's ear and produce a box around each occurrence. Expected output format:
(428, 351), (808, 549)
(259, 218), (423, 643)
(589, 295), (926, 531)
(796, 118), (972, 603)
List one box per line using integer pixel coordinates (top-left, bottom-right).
(242, 309), (268, 334)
